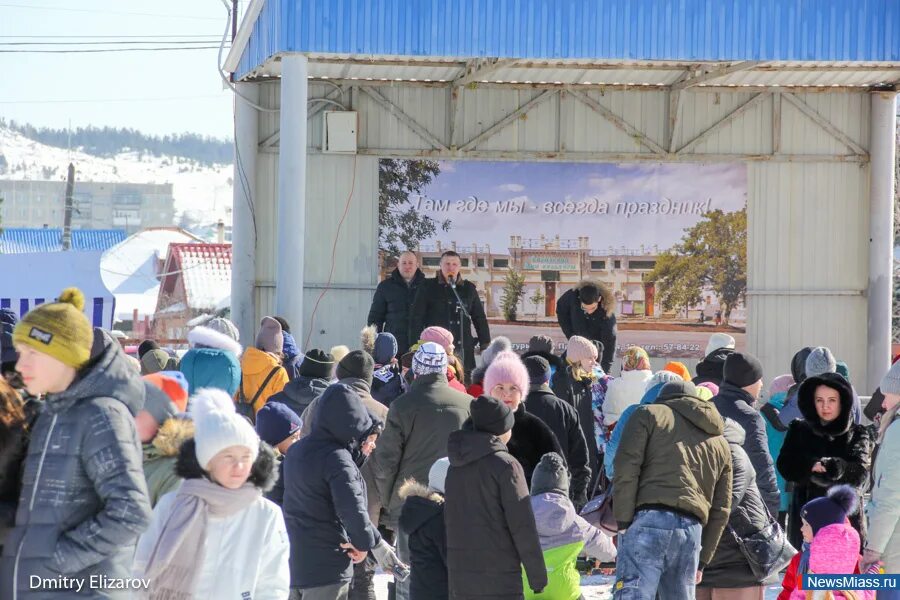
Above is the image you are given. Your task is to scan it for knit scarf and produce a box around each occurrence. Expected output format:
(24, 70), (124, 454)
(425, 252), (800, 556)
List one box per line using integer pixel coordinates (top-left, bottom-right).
(142, 479), (261, 600)
(797, 541), (811, 579)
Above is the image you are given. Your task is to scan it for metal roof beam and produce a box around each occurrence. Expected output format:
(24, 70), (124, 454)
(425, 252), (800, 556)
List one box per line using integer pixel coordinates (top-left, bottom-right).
(781, 93), (868, 156)
(676, 92), (768, 154)
(303, 147), (868, 164)
(672, 61), (762, 90)
(568, 90), (666, 155)
(453, 58), (519, 87)
(358, 86), (449, 151)
(459, 90), (557, 152)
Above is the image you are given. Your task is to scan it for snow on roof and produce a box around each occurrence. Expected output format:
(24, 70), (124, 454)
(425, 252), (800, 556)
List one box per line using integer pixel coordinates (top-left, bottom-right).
(0, 228), (126, 254)
(100, 227), (203, 321)
(169, 243), (232, 311)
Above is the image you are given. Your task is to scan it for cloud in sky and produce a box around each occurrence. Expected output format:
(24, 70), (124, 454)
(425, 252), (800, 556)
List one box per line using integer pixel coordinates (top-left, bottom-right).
(499, 183), (526, 192)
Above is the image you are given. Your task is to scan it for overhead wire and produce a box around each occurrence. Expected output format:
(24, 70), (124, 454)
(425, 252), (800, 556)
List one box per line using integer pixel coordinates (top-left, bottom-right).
(0, 46), (223, 54)
(0, 3), (221, 20)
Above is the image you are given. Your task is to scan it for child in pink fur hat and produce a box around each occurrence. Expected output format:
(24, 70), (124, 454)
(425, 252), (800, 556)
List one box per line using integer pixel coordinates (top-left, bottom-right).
(483, 351), (564, 487)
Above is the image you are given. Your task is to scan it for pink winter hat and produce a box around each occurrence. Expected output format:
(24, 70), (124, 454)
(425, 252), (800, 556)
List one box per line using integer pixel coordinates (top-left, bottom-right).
(420, 326), (454, 353)
(697, 381), (720, 397)
(566, 335), (598, 363)
(484, 351), (530, 396)
(769, 374), (794, 398)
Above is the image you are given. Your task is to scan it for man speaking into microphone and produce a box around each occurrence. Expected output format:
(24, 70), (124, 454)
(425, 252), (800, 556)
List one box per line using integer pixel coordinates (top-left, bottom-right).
(409, 250), (491, 380)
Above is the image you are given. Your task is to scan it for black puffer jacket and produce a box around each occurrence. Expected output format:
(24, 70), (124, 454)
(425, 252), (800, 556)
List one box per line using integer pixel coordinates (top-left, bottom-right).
(693, 347), (734, 386)
(508, 404), (565, 487)
(368, 268), (426, 355)
(408, 275), (491, 373)
(555, 281), (617, 373)
(269, 374), (330, 419)
(700, 419), (775, 588)
(0, 337), (152, 600)
(284, 384), (381, 589)
(777, 373), (875, 550)
(524, 385), (591, 507)
(399, 481), (448, 600)
(445, 424), (547, 599)
(551, 366), (599, 484)
(713, 383), (781, 516)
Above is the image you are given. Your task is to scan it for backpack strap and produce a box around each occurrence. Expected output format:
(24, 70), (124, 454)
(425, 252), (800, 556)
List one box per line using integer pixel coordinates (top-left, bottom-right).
(240, 366), (282, 409)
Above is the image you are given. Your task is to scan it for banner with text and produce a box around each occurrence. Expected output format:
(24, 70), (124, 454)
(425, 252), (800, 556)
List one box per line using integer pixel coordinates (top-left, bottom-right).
(377, 160), (747, 361)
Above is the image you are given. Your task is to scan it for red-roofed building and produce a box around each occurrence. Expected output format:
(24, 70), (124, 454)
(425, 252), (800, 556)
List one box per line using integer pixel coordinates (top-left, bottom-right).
(153, 243), (232, 339)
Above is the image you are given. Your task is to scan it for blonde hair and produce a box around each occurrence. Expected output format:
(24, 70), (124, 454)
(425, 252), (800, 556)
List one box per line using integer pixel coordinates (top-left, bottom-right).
(567, 358), (595, 383)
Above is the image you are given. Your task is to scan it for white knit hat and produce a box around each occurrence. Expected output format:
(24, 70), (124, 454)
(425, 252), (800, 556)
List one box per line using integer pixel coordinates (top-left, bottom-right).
(190, 388), (259, 469)
(705, 333), (736, 357)
(429, 457), (450, 494)
(188, 325), (243, 357)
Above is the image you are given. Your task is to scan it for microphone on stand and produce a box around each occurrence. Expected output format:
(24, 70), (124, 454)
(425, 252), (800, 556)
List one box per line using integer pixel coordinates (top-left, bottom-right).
(449, 273), (457, 290)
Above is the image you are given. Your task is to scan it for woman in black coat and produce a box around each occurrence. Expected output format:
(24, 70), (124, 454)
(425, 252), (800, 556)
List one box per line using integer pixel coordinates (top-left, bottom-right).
(699, 418), (777, 593)
(777, 372), (875, 549)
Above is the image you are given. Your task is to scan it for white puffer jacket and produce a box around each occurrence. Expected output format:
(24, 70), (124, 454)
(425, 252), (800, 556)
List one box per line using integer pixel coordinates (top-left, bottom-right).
(603, 369), (653, 425)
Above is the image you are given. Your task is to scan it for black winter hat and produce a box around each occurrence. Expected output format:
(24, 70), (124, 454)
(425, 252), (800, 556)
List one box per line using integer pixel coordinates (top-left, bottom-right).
(337, 350), (375, 388)
(531, 452), (569, 496)
(528, 335), (554, 355)
(723, 352), (764, 388)
(298, 349), (335, 380)
(471, 395), (514, 436)
(524, 355), (551, 385)
(138, 339), (161, 360)
(657, 380), (701, 401)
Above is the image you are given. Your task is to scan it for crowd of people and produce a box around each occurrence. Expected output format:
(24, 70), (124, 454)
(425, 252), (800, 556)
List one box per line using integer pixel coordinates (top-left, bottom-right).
(0, 254), (898, 600)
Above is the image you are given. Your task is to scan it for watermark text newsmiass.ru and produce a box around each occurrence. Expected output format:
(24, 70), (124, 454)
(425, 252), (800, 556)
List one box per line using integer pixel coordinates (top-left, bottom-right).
(804, 574), (900, 590)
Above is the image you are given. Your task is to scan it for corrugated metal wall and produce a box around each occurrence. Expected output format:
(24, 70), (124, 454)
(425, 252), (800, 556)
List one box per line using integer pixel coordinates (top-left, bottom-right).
(251, 81), (873, 387)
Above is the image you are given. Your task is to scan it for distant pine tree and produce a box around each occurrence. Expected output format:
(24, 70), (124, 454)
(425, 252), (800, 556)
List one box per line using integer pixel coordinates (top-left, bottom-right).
(1, 119), (232, 166)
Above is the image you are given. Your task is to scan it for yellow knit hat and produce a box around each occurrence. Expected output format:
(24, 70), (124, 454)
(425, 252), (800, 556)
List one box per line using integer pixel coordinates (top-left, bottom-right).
(13, 288), (93, 369)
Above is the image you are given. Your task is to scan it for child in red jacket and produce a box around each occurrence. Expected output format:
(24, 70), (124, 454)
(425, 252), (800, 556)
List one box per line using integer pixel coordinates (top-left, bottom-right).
(779, 485), (876, 600)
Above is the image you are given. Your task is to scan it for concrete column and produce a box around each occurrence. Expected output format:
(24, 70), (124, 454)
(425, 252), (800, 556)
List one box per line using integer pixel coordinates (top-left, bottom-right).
(867, 91), (897, 393)
(275, 54), (308, 343)
(231, 81), (259, 346)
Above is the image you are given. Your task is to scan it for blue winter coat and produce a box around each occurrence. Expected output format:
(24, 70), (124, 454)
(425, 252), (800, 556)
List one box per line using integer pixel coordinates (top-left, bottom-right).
(283, 383), (381, 589)
(179, 347), (241, 396)
(761, 391), (791, 512)
(0, 336), (152, 600)
(604, 382), (665, 479)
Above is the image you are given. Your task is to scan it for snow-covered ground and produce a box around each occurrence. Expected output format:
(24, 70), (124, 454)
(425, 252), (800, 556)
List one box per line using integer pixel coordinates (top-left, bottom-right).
(371, 573), (784, 598)
(0, 125), (232, 227)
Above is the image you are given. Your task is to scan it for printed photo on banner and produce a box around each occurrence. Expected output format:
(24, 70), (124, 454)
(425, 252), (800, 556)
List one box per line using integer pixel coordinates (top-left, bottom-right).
(378, 159), (747, 360)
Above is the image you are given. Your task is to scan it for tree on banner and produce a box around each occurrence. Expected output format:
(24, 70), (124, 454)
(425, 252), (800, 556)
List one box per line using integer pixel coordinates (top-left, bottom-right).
(649, 208), (747, 324)
(378, 159), (450, 256)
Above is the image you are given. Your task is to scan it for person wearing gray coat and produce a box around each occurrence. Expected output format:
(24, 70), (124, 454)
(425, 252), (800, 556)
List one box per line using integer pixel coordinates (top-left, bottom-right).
(0, 308), (152, 600)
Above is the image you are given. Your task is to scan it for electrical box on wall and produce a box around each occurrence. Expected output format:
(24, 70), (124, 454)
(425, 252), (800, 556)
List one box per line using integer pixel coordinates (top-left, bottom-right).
(322, 111), (358, 154)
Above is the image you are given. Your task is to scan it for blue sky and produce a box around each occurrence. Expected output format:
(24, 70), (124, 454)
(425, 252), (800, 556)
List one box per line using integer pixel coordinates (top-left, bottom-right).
(0, 1), (237, 138)
(413, 161), (747, 252)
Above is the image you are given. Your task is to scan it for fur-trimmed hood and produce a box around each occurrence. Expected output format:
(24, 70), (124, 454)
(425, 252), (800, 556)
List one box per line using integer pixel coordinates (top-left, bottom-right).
(189, 325), (243, 357)
(576, 279), (615, 318)
(399, 479), (444, 536)
(175, 437), (278, 492)
(399, 479), (443, 503)
(150, 417), (195, 457)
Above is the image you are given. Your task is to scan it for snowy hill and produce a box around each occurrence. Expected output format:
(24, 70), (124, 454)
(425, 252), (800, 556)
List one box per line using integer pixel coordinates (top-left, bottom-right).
(0, 125), (233, 231)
